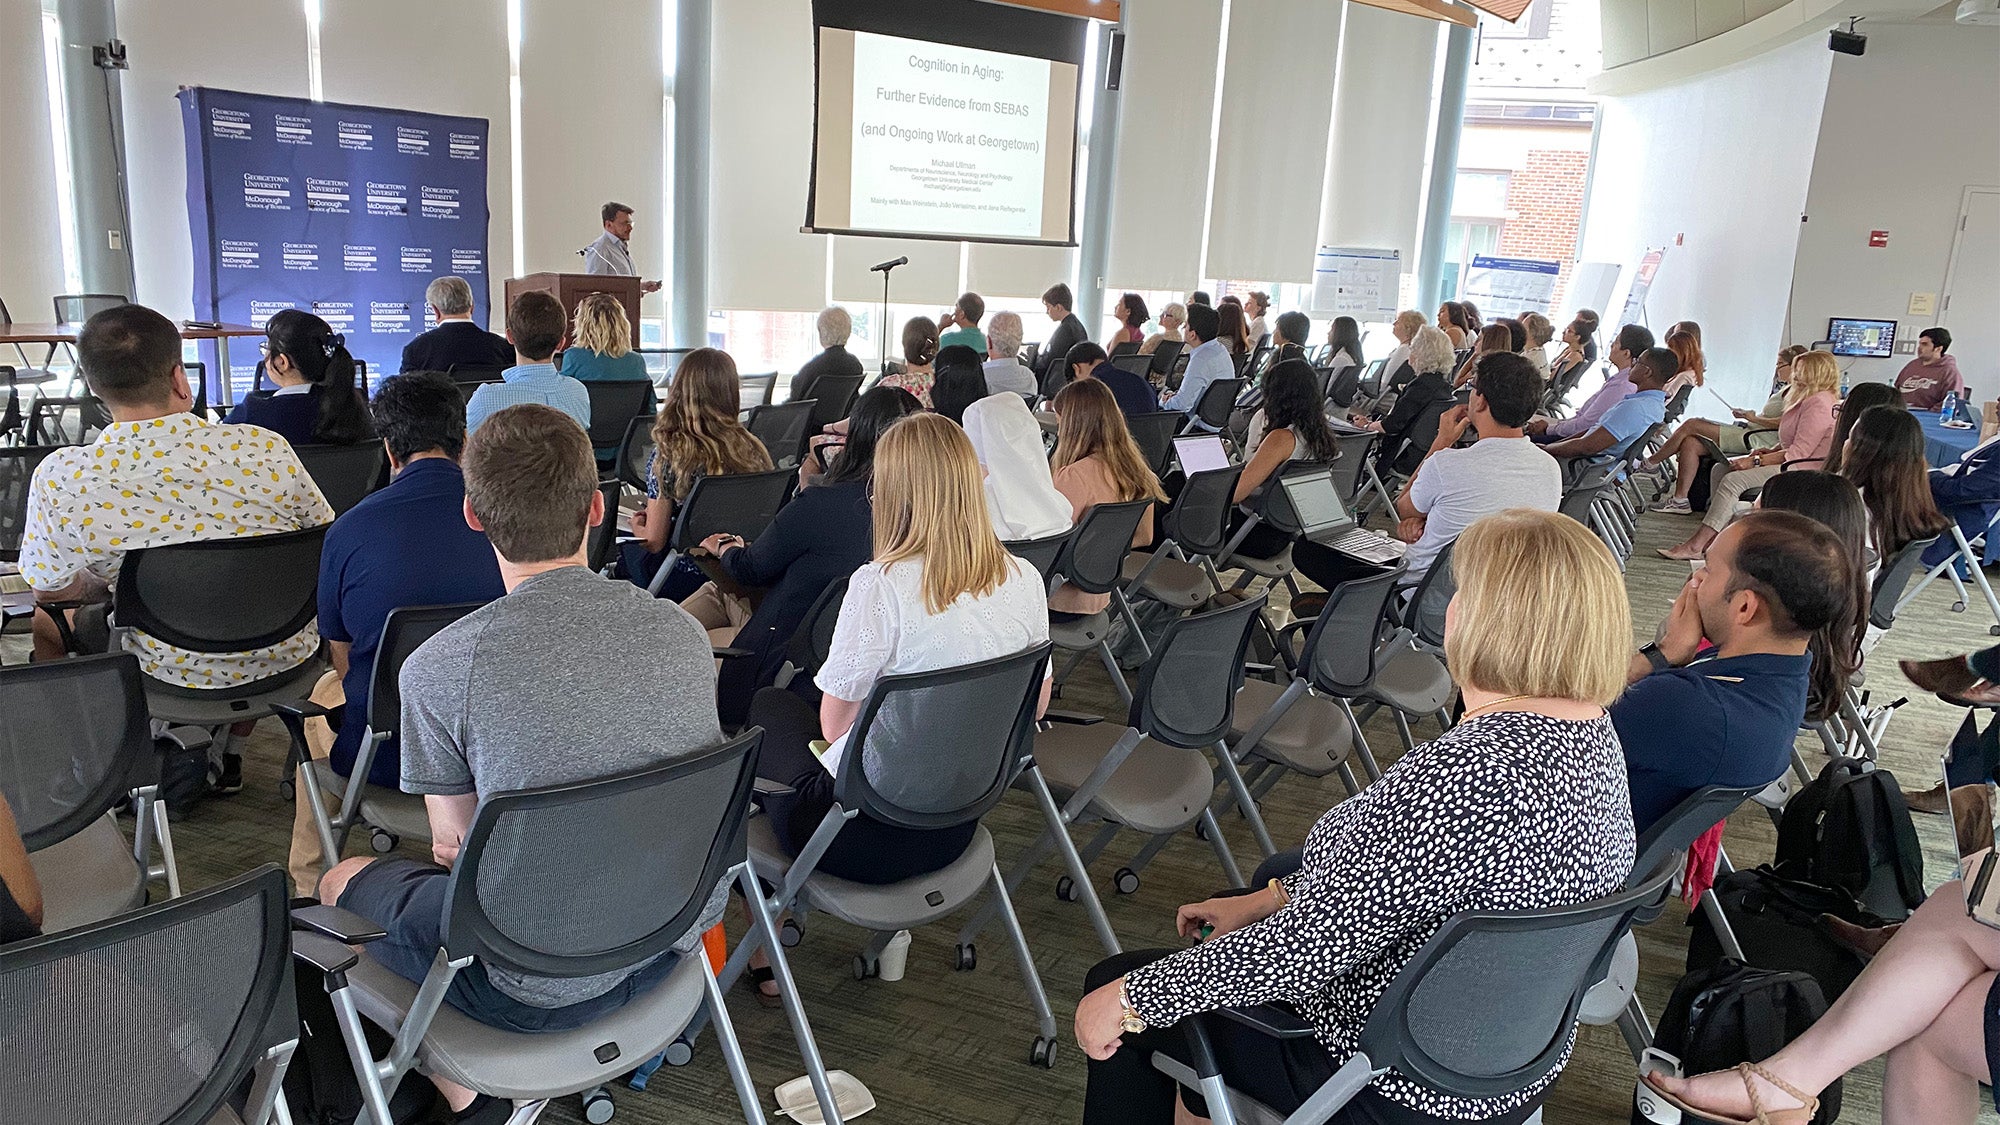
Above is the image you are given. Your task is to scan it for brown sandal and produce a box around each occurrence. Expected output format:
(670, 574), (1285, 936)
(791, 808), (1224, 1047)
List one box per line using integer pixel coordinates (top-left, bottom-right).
(1642, 1062), (1818, 1125)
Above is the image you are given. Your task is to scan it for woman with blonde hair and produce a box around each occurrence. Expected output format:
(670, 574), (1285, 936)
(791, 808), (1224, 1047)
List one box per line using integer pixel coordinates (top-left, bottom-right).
(1047, 378), (1163, 617)
(1077, 508), (1636, 1125)
(560, 293), (654, 454)
(1657, 350), (1842, 558)
(1140, 303), (1186, 357)
(879, 315), (939, 405)
(1520, 312), (1555, 377)
(742, 412), (1051, 885)
(623, 347), (774, 597)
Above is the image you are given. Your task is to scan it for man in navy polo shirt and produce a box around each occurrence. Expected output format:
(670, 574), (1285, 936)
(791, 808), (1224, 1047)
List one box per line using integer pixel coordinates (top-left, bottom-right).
(288, 371), (504, 893)
(1617, 510), (1857, 833)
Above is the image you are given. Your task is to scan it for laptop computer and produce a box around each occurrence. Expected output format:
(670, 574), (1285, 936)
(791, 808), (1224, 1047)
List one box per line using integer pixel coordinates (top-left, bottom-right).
(1272, 468), (1406, 565)
(1173, 434), (1232, 475)
(1945, 759), (2000, 930)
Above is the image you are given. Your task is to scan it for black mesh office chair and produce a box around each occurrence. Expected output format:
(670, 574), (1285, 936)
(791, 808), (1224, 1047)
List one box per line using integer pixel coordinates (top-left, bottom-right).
(644, 468), (795, 596)
(583, 379), (656, 459)
(587, 478), (620, 574)
(1193, 378), (1244, 435)
(772, 575), (849, 692)
(739, 371), (778, 408)
(0, 864), (301, 1125)
(1126, 411), (1182, 478)
(51, 293), (129, 325)
(1, 445), (61, 562)
(1153, 855), (1680, 1125)
(615, 413), (656, 494)
(1147, 339), (1184, 380)
(0, 653), (183, 930)
(1046, 499), (1154, 707)
(294, 442), (388, 516)
(745, 399), (818, 470)
(803, 373), (863, 432)
(1004, 529), (1072, 590)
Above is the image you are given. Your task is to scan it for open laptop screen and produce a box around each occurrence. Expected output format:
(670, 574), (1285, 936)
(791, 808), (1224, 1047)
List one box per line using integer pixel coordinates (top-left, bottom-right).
(1173, 434), (1231, 475)
(1275, 468), (1357, 541)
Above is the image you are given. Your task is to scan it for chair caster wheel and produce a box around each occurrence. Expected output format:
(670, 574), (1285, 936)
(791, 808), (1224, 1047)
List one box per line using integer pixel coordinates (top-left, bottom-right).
(277, 780), (295, 800)
(370, 829), (398, 853)
(854, 955), (879, 980)
(1990, 625), (2000, 637)
(1030, 1036), (1058, 1068)
(661, 1038), (694, 1067)
(1954, 601), (1968, 612)
(780, 918), (804, 947)
(1114, 867), (1140, 895)
(955, 943), (977, 971)
(1055, 875), (1078, 902)
(1193, 820), (1208, 841)
(582, 1086), (615, 1123)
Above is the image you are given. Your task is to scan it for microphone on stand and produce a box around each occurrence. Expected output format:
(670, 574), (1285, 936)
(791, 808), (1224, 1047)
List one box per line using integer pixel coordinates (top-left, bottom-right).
(872, 258), (909, 374)
(870, 256), (908, 273)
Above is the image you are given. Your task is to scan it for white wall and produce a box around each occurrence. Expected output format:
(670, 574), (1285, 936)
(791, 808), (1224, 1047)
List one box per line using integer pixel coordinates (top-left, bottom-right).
(1788, 22), (2000, 390)
(1, 0), (66, 315)
(1581, 33), (1830, 415)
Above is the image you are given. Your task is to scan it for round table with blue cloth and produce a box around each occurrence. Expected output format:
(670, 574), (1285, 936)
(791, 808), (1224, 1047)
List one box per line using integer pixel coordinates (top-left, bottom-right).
(1918, 409), (1982, 468)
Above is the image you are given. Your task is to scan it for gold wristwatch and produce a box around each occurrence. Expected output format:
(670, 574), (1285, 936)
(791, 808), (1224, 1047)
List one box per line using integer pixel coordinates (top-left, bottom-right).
(1118, 980), (1147, 1034)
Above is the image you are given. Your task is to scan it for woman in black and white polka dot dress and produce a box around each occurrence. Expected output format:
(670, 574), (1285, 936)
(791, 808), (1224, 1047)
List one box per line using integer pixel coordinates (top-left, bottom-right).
(1074, 509), (1639, 1125)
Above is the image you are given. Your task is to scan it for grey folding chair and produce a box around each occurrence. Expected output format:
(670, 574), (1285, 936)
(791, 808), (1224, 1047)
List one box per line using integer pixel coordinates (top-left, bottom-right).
(0, 864), (299, 1125)
(969, 597), (1263, 956)
(295, 441), (388, 516)
(1220, 566), (1404, 857)
(272, 603), (488, 881)
(0, 653), (183, 931)
(1395, 539), (1456, 656)
(709, 644), (1064, 1080)
(745, 398), (818, 470)
(1560, 467), (1630, 566)
(1818, 533), (1943, 763)
(644, 468), (795, 596)
(1327, 429), (1398, 519)
(1154, 853), (1679, 1125)
(1047, 499), (1154, 707)
(1897, 508), (2000, 637)
(1120, 466), (1244, 641)
(309, 731), (775, 1125)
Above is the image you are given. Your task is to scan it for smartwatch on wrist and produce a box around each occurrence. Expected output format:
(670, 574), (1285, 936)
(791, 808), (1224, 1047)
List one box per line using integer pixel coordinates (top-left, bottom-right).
(1639, 642), (1673, 673)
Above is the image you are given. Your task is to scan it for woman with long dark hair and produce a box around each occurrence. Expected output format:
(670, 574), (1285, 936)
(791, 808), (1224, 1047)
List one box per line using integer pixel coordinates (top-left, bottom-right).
(229, 309), (373, 446)
(1216, 301), (1252, 357)
(1822, 381), (1902, 475)
(1326, 316), (1365, 373)
(1839, 404), (1952, 561)
(1223, 360), (1339, 562)
(1755, 471), (1871, 722)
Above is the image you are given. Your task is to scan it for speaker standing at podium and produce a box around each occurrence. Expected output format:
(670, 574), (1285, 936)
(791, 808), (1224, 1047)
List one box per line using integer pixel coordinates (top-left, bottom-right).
(582, 201), (663, 294)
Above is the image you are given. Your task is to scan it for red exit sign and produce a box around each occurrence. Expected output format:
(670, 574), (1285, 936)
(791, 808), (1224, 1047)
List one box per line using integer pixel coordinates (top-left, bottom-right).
(1868, 230), (1890, 248)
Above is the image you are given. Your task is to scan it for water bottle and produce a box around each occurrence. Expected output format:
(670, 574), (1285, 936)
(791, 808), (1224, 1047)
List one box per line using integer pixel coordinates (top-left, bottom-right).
(1941, 390), (1958, 421)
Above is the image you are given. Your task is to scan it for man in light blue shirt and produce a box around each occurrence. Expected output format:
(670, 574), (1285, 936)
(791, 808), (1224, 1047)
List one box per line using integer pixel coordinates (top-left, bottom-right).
(1161, 303), (1231, 432)
(1528, 323), (1654, 441)
(465, 291), (591, 434)
(1541, 346), (1674, 469)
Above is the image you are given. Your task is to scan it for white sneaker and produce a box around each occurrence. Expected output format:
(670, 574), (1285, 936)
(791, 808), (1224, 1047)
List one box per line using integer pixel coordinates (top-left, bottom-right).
(1651, 497), (1692, 514)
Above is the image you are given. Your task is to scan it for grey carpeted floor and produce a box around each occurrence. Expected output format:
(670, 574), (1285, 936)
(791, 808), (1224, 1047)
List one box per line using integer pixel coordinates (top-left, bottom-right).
(7, 498), (1993, 1125)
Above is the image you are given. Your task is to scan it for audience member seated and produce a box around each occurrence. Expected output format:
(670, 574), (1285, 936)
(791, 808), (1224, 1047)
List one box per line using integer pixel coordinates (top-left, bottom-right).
(1161, 303), (1230, 431)
(318, 403), (727, 1125)
(1223, 360), (1341, 564)
(1922, 428), (2000, 569)
(1656, 350), (1841, 559)
(1618, 511), (1854, 833)
(21, 304), (335, 684)
(1187, 290), (1212, 309)
(963, 392), (1074, 541)
(1041, 283), (1089, 378)
(1527, 324), (1653, 442)
(1822, 380), (1904, 476)
(0, 795), (42, 944)
(1520, 312), (1554, 377)
(1378, 309), (1424, 390)
(1450, 323), (1513, 389)
(1110, 292), (1149, 350)
(937, 291), (988, 354)
(1838, 403), (1952, 563)
(1540, 345), (1674, 470)
(1351, 325), (1456, 477)
(696, 387), (918, 727)
(1068, 341), (1154, 418)
(740, 412), (1050, 888)
(1075, 509), (1636, 1125)
(1755, 471), (1873, 726)
(399, 275), (512, 374)
(1640, 345), (1804, 478)
(1215, 300), (1251, 358)
(790, 306), (865, 404)
(1139, 302), (1185, 357)
(1047, 378), (1161, 618)
(1647, 870), (1997, 1124)
(623, 348), (775, 599)
(928, 345), (990, 425)
(879, 315), (938, 406)
(1274, 311), (1314, 369)
(227, 309), (375, 447)
(1245, 290), (1271, 345)
(1545, 315), (1595, 394)
(464, 291), (590, 434)
(1662, 325), (1705, 402)
(559, 292), (654, 457)
(983, 311), (1038, 398)
(1437, 301), (1471, 348)
(291, 372), (506, 893)
(1314, 313), (1354, 398)
(1893, 326), (1962, 411)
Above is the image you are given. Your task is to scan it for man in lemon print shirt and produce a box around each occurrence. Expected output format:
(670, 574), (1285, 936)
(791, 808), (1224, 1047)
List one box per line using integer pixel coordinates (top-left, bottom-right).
(21, 304), (334, 697)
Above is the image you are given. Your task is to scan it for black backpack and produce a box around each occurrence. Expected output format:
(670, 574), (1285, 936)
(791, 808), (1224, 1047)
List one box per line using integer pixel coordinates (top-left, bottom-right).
(1686, 864), (1888, 1002)
(1639, 959), (1839, 1125)
(275, 938), (439, 1125)
(1774, 757), (1925, 921)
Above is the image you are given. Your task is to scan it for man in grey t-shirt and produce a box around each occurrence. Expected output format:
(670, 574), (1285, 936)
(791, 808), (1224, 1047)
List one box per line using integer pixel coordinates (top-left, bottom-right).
(319, 404), (724, 1124)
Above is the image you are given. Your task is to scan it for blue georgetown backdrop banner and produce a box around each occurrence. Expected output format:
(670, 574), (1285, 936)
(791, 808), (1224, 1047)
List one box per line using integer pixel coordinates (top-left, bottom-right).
(178, 86), (491, 396)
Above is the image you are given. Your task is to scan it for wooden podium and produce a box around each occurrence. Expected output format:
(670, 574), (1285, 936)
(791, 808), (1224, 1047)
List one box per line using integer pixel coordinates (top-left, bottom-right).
(503, 273), (641, 347)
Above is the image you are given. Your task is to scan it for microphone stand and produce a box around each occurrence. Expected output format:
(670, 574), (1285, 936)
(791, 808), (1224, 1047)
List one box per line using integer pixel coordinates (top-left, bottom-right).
(878, 260), (903, 376)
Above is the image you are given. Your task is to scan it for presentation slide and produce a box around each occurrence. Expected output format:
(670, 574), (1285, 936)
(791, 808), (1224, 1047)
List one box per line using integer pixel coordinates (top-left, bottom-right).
(812, 27), (1078, 244)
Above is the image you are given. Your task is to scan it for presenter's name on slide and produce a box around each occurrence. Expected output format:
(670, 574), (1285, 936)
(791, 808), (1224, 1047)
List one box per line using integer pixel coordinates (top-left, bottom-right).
(861, 124), (1040, 153)
(875, 88), (1033, 116)
(906, 55), (1008, 82)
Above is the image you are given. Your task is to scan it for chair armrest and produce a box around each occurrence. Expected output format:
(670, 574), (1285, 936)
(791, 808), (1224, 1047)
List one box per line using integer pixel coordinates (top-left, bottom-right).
(1042, 709), (1104, 726)
(713, 646), (755, 660)
(270, 700), (333, 721)
(751, 776), (796, 812)
(291, 903), (388, 944)
(1211, 1003), (1318, 1040)
(292, 931), (360, 975)
(157, 725), (213, 755)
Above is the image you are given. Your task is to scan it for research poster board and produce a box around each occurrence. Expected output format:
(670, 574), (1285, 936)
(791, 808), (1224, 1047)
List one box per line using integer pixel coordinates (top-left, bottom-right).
(1460, 255), (1561, 317)
(1619, 248), (1667, 327)
(1311, 246), (1400, 320)
(177, 86), (491, 387)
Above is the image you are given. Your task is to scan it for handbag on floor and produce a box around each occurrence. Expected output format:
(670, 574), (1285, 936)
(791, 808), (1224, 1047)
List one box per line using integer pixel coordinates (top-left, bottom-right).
(1686, 864), (1887, 1003)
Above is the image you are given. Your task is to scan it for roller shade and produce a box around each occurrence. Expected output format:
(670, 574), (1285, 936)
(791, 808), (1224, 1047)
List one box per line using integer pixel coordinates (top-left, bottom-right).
(1317, 2), (1440, 262)
(0, 0), (64, 311)
(711, 0), (829, 311)
(830, 235), (960, 308)
(1202, 0), (1345, 283)
(966, 240), (1074, 299)
(1101, 0), (1223, 290)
